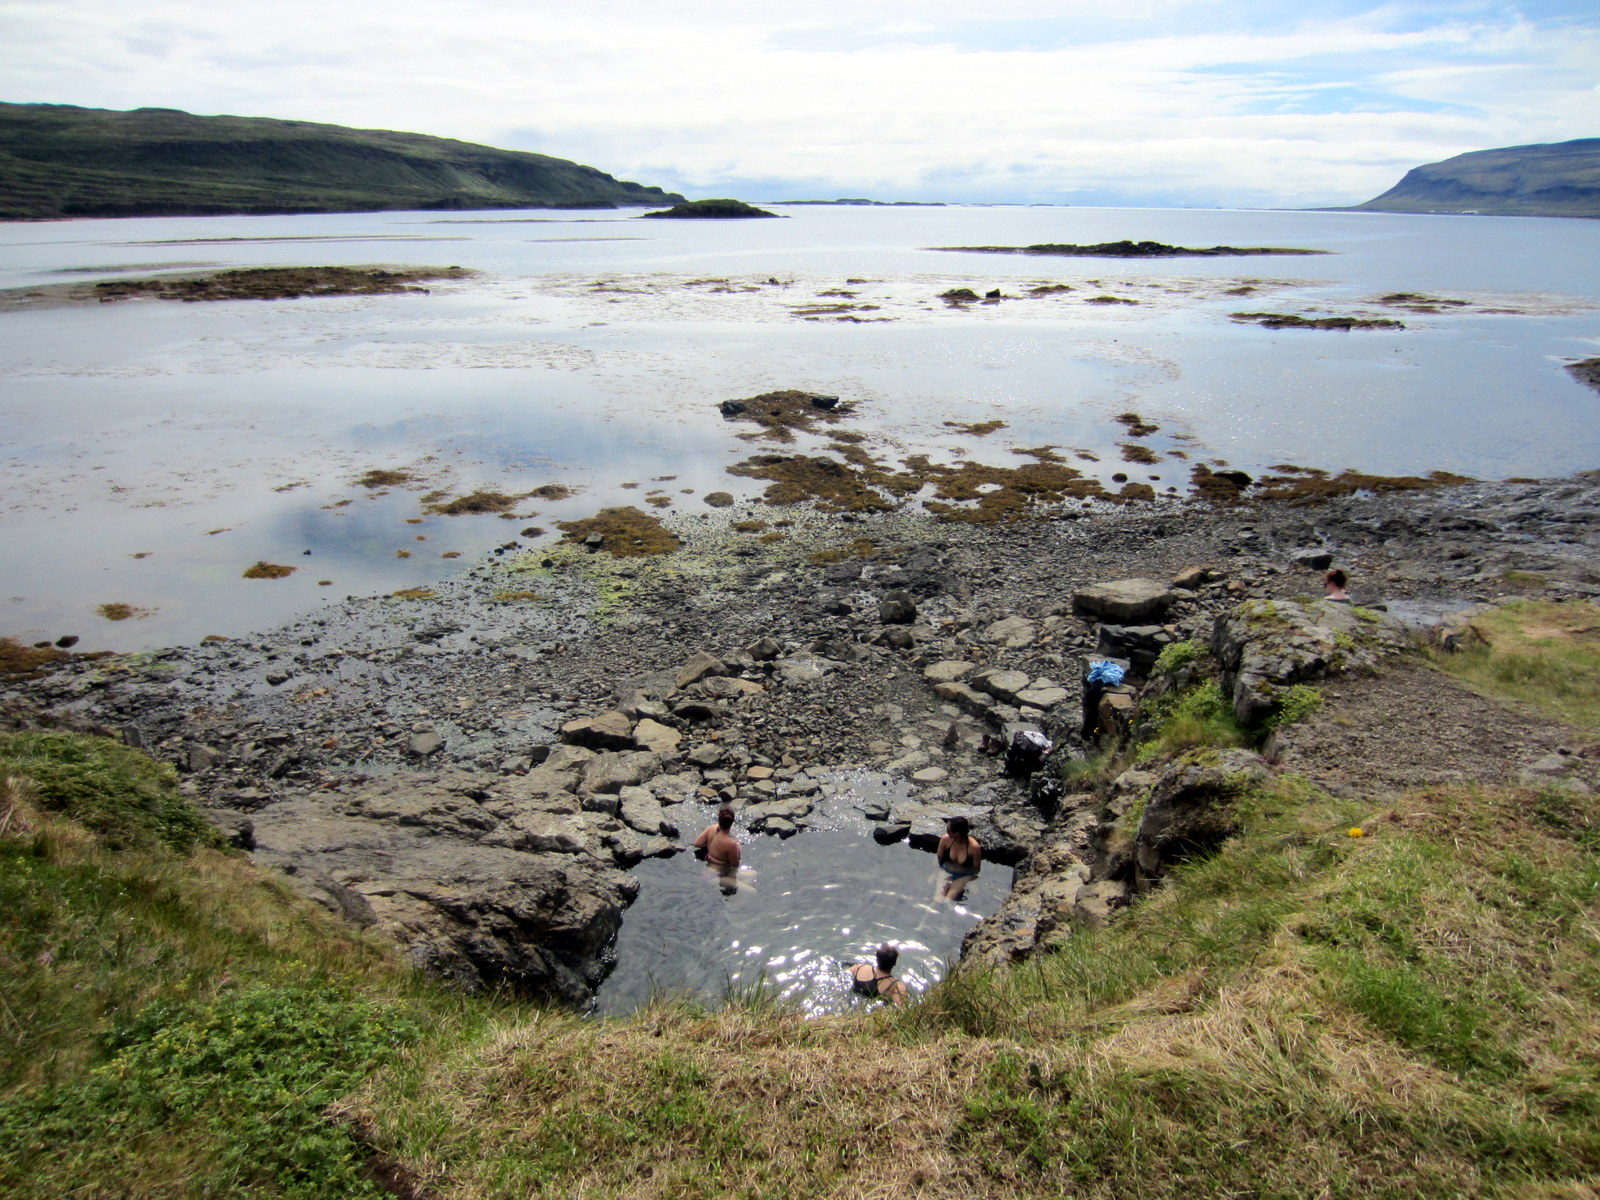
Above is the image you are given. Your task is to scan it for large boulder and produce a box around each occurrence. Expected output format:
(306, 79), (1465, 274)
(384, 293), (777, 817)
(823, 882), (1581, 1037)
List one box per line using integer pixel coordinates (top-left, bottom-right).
(581, 750), (663, 795)
(247, 770), (637, 1006)
(775, 654), (840, 688)
(617, 786), (676, 836)
(931, 680), (992, 718)
(1073, 579), (1176, 624)
(924, 660), (976, 685)
(631, 718), (682, 755)
(1129, 750), (1269, 889)
(970, 668), (1032, 704)
(1211, 598), (1407, 726)
(559, 711), (635, 750)
(1096, 624), (1175, 670)
(879, 590), (919, 624)
(675, 651), (727, 690)
(982, 615), (1038, 648)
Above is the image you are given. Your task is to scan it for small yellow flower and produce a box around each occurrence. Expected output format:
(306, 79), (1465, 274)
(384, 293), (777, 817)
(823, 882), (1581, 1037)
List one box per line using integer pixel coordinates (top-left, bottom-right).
(1348, 827), (1365, 838)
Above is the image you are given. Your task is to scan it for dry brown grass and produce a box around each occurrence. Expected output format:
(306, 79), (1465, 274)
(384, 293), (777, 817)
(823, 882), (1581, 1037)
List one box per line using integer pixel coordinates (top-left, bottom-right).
(351, 1006), (1019, 1200)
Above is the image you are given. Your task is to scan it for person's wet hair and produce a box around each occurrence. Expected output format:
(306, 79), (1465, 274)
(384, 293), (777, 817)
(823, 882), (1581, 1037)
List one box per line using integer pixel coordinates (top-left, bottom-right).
(717, 804), (735, 830)
(947, 815), (970, 837)
(1325, 567), (1348, 588)
(875, 943), (899, 972)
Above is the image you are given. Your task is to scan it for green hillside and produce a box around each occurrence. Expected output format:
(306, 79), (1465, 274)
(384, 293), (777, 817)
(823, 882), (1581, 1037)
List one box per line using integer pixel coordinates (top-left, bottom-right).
(0, 102), (684, 219)
(1342, 138), (1600, 218)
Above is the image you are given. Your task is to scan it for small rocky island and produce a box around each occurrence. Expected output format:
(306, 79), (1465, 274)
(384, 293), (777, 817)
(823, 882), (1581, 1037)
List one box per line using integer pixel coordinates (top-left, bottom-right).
(640, 198), (781, 219)
(932, 240), (1327, 258)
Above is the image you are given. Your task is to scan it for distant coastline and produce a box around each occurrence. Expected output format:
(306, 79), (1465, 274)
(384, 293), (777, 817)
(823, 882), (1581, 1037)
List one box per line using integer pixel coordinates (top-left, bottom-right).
(774, 198), (947, 206)
(1332, 138), (1600, 220)
(0, 102), (684, 221)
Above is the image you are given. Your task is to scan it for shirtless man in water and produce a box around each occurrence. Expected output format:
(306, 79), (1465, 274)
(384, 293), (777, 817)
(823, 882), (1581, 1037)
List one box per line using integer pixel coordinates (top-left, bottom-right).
(693, 804), (742, 892)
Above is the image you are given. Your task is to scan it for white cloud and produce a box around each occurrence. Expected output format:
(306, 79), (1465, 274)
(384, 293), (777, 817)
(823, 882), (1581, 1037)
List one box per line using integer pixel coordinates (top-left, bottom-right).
(2, 0), (1595, 205)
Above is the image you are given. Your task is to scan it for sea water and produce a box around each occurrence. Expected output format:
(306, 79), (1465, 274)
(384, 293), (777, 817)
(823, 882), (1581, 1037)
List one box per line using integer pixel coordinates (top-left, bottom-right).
(3, 203), (1597, 652)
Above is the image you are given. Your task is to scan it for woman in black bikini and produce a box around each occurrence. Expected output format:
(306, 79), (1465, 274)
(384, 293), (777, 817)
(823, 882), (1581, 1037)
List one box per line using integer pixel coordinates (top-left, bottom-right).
(849, 943), (909, 1006)
(935, 816), (982, 902)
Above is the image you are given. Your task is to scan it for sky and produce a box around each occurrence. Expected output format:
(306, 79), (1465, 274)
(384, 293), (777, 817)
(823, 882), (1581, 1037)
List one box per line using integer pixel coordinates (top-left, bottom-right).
(3, 0), (1597, 207)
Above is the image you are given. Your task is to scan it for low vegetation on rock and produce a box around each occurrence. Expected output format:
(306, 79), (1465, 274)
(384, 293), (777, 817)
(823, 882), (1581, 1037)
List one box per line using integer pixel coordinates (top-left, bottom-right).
(639, 198), (780, 219)
(1230, 311), (1407, 330)
(93, 266), (469, 303)
(932, 240), (1328, 258)
(241, 562), (295, 579)
(554, 505), (683, 557)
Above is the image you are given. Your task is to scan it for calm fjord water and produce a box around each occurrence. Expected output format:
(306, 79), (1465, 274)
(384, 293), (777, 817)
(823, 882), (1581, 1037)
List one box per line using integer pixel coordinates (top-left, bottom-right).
(2, 204), (1597, 652)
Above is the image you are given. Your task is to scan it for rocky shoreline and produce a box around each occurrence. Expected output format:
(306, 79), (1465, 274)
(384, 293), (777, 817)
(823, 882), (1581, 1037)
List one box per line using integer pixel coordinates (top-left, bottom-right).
(6, 473), (1600, 1006)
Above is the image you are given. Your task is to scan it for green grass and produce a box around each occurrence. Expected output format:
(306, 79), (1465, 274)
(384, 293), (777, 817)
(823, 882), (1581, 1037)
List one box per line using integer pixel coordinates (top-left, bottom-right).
(6, 657), (1600, 1199)
(1135, 678), (1250, 761)
(0, 101), (682, 219)
(1432, 598), (1600, 732)
(344, 773), (1600, 1199)
(0, 730), (221, 852)
(0, 733), (492, 1199)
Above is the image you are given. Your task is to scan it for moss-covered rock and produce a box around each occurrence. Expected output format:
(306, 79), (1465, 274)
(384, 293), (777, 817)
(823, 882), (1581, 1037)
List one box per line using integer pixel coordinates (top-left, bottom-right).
(1211, 598), (1408, 726)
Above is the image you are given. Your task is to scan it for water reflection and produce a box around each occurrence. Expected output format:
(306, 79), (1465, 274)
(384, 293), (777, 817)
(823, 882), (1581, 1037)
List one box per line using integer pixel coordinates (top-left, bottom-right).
(594, 793), (1012, 1017)
(5, 206), (1599, 652)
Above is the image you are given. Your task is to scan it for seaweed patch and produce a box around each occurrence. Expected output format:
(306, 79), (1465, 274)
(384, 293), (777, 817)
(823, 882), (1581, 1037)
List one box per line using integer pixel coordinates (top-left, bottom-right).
(242, 562), (295, 579)
(555, 506), (682, 557)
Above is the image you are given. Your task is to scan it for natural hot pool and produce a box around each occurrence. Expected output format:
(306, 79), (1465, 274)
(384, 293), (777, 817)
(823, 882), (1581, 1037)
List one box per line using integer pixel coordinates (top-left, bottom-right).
(594, 775), (1014, 1017)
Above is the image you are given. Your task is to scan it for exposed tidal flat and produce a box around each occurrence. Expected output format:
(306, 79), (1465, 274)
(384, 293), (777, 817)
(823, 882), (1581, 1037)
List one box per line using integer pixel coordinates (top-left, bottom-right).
(5, 204), (1600, 1196)
(2, 203), (1598, 653)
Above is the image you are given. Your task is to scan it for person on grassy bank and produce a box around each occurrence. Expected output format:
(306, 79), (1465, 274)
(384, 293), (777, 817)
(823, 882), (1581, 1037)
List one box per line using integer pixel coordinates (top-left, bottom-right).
(848, 944), (909, 1006)
(694, 804), (742, 893)
(935, 816), (982, 902)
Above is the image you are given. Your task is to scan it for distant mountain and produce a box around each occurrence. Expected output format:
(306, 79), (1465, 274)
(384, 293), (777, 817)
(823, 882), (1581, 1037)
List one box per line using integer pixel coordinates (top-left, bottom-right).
(1341, 139), (1600, 219)
(0, 103), (684, 220)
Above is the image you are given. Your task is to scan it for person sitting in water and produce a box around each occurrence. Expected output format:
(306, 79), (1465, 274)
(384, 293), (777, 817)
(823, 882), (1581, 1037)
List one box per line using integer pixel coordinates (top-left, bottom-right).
(693, 804), (741, 890)
(849, 943), (909, 1006)
(935, 815), (982, 901)
(1323, 567), (1352, 603)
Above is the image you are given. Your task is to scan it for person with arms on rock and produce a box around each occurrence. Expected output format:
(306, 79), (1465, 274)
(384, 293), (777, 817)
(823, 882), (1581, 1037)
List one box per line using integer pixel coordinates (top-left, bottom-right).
(848, 943), (909, 1006)
(694, 804), (742, 893)
(935, 815), (982, 902)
